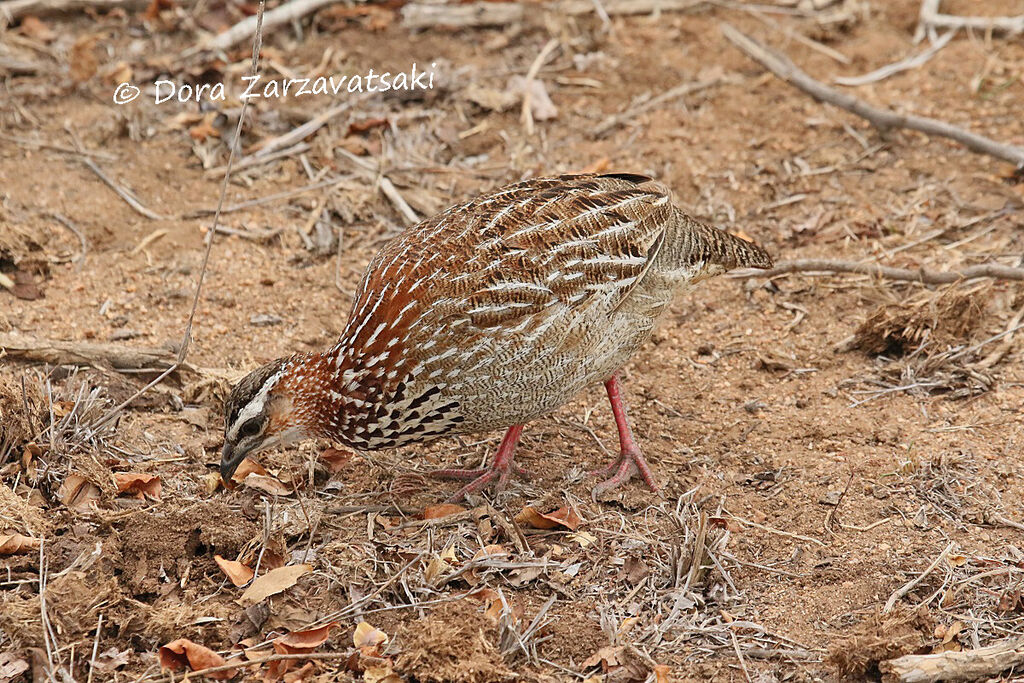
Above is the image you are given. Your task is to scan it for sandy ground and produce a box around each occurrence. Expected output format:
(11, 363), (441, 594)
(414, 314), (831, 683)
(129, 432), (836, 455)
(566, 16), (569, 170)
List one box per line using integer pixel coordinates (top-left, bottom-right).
(2, 0), (1024, 681)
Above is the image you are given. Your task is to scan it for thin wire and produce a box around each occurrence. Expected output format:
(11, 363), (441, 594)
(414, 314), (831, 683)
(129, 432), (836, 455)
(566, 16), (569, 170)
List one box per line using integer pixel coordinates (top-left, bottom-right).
(87, 1), (267, 436)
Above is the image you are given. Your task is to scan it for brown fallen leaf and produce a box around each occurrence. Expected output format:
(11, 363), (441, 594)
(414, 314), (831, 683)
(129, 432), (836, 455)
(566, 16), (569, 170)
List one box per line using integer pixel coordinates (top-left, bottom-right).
(214, 555), (254, 587)
(232, 457), (268, 481)
(708, 516), (742, 533)
(421, 503), (465, 520)
(352, 621), (388, 657)
(582, 645), (623, 670)
(114, 472), (162, 500)
(275, 622), (339, 651)
(0, 534), (42, 555)
(242, 473), (293, 496)
(237, 564), (311, 606)
(653, 664), (672, 683)
(158, 639), (237, 680)
(320, 447), (353, 473)
(282, 661), (316, 682)
(363, 664), (402, 683)
(17, 16), (55, 42)
(189, 113), (221, 142)
(515, 504), (582, 530)
(579, 157), (610, 174)
(59, 473), (101, 512)
(348, 118), (390, 135)
(69, 35), (100, 83)
(267, 622), (340, 681)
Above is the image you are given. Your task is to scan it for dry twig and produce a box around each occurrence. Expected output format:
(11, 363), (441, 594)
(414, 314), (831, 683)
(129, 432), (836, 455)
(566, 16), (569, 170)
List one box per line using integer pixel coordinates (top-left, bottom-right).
(883, 542), (954, 613)
(721, 24), (1024, 169)
(402, 0), (710, 30)
(917, 0), (1023, 38)
(0, 334), (193, 374)
(592, 76), (723, 137)
(731, 259), (1024, 285)
(881, 635), (1024, 682)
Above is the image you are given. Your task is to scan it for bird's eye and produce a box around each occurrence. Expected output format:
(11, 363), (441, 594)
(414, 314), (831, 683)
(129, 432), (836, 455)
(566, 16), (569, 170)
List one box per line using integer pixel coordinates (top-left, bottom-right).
(239, 419), (262, 438)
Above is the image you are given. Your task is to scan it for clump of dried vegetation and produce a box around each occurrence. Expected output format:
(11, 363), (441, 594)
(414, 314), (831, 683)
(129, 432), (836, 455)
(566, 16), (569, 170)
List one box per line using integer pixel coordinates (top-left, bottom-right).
(826, 606), (934, 678)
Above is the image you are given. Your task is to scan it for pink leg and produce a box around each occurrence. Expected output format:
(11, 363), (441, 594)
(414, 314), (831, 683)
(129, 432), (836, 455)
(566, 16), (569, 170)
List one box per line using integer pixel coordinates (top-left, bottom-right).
(591, 373), (661, 498)
(432, 425), (526, 502)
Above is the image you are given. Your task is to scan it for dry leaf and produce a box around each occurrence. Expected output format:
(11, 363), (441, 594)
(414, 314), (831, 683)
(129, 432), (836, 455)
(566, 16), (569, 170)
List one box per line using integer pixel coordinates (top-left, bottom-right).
(282, 661), (316, 682)
(422, 503), (465, 520)
(69, 35), (99, 83)
(267, 622), (340, 681)
(232, 458), (268, 481)
(353, 622), (388, 657)
(708, 516), (742, 533)
(237, 564), (311, 606)
(203, 472), (223, 494)
(242, 473), (293, 496)
(653, 664), (672, 683)
(158, 639), (236, 680)
(114, 472), (162, 500)
(582, 645), (623, 670)
(568, 531), (598, 547)
(275, 622), (339, 651)
(348, 118), (389, 135)
(579, 157), (610, 174)
(363, 664), (402, 683)
(320, 448), (353, 473)
(214, 555), (254, 587)
(0, 652), (30, 680)
(17, 16), (55, 42)
(59, 473), (101, 512)
(515, 504), (582, 530)
(0, 534), (41, 555)
(189, 113), (220, 141)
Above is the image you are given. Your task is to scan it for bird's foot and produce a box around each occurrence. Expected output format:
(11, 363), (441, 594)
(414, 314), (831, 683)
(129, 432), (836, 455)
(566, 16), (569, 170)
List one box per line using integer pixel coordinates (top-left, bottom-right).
(590, 446), (660, 500)
(431, 463), (529, 503)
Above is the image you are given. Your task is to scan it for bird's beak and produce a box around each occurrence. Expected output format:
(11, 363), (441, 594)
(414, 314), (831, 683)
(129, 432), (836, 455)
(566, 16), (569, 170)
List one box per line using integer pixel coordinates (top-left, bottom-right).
(220, 440), (249, 485)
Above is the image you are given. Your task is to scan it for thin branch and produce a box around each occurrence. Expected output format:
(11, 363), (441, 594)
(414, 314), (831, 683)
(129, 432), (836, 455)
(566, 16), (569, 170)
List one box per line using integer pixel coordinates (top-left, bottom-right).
(730, 259), (1024, 284)
(592, 76), (723, 138)
(721, 23), (1024, 169)
(0, 334), (193, 374)
(80, 158), (168, 220)
(883, 541), (954, 613)
(918, 1), (1024, 36)
(86, 0), (267, 435)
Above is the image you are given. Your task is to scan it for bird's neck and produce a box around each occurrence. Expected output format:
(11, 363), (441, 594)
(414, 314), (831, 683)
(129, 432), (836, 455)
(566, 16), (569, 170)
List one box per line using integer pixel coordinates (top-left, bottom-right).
(275, 347), (383, 446)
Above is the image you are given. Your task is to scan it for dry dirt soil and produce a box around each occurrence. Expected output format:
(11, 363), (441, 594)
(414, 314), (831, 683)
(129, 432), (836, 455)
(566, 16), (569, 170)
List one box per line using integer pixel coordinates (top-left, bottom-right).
(2, 0), (1024, 681)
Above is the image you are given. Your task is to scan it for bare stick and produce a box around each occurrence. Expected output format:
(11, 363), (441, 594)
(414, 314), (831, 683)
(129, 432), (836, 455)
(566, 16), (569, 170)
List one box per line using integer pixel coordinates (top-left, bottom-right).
(835, 30), (955, 87)
(730, 259), (1024, 284)
(49, 213), (88, 270)
(521, 38), (560, 136)
(251, 97), (367, 158)
(726, 513), (826, 547)
(86, 0), (267, 435)
(81, 158), (168, 220)
(721, 23), (1024, 169)
(593, 76), (722, 137)
(402, 0), (710, 30)
(918, 1), (1024, 36)
(0, 334), (193, 373)
(881, 636), (1024, 682)
(193, 0), (336, 52)
(883, 541), (954, 613)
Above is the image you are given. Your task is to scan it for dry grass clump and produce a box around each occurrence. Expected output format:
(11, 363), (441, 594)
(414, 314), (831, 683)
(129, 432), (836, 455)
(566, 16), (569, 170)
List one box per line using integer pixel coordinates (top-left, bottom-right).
(827, 606), (935, 678)
(852, 284), (989, 356)
(395, 602), (515, 683)
(0, 369), (46, 464)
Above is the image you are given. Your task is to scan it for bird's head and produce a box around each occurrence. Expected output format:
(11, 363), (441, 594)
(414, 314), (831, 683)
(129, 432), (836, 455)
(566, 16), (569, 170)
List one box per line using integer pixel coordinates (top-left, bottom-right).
(220, 357), (313, 483)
